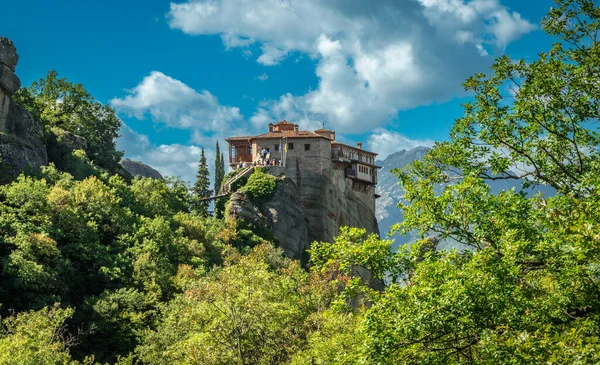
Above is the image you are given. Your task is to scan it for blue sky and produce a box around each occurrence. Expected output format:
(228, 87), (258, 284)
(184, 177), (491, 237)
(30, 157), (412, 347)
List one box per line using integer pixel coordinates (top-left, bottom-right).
(2, 0), (555, 182)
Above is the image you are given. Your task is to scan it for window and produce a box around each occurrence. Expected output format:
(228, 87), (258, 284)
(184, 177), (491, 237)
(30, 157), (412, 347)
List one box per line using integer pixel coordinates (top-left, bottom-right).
(274, 144), (279, 151)
(288, 143), (294, 150)
(304, 143), (311, 151)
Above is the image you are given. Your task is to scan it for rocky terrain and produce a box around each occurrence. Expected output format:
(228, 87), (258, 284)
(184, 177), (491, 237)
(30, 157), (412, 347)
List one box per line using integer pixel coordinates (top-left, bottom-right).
(226, 165), (379, 260)
(0, 37), (48, 179)
(120, 158), (164, 179)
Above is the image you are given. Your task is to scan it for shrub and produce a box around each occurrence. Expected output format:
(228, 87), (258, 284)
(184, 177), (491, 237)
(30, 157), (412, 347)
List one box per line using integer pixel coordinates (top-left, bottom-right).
(240, 168), (278, 203)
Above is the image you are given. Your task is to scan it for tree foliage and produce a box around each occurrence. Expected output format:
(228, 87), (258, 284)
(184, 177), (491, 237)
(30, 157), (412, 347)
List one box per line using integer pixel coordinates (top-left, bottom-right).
(0, 305), (77, 365)
(0, 164), (229, 363)
(305, 1), (600, 363)
(240, 168), (278, 203)
(192, 148), (211, 216)
(14, 71), (123, 172)
(214, 141), (225, 194)
(137, 244), (328, 365)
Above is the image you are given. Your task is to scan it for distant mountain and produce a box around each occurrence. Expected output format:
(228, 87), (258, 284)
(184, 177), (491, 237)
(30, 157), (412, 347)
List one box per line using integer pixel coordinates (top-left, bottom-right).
(375, 147), (555, 249)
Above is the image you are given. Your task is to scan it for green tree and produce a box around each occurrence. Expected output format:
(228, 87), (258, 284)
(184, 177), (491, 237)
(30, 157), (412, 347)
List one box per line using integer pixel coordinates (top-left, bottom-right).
(191, 148), (211, 216)
(214, 141), (225, 194)
(240, 168), (278, 203)
(0, 164), (230, 362)
(137, 244), (322, 365)
(14, 70), (123, 171)
(0, 306), (78, 365)
(310, 1), (600, 363)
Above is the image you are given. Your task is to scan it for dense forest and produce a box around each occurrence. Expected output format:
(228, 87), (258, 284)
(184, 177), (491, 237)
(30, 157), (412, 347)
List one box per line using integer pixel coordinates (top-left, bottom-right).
(1, 1), (599, 363)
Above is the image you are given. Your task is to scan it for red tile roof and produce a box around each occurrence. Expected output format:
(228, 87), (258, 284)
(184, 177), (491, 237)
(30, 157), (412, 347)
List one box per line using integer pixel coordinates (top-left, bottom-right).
(331, 141), (378, 156)
(252, 130), (329, 139)
(274, 119), (297, 125)
(225, 136), (253, 142)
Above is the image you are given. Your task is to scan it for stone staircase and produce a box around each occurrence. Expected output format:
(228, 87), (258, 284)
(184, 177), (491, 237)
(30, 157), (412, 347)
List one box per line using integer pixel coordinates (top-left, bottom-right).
(197, 166), (255, 202)
(221, 166), (255, 194)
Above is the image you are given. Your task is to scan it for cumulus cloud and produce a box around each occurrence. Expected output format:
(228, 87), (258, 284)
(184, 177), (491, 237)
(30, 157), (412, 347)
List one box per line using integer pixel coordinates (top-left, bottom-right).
(167, 0), (535, 132)
(111, 71), (253, 160)
(418, 0), (536, 47)
(110, 71), (242, 132)
(118, 124), (210, 184)
(367, 129), (435, 160)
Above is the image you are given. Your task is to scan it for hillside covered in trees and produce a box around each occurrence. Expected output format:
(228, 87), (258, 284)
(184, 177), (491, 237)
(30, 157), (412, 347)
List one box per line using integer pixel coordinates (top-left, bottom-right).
(1, 1), (600, 364)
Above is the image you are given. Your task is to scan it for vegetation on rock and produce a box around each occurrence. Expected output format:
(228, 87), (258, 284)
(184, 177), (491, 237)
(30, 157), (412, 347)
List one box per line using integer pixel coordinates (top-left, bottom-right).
(240, 168), (278, 203)
(14, 70), (123, 172)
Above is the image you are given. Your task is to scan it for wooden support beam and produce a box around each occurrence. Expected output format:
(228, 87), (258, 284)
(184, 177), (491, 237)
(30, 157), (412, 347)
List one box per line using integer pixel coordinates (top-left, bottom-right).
(197, 193), (230, 202)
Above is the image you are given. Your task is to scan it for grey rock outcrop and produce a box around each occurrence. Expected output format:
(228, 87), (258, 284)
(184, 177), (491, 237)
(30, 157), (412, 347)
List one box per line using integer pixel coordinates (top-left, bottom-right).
(228, 177), (309, 259)
(120, 159), (163, 179)
(261, 177), (309, 259)
(52, 128), (87, 152)
(228, 191), (270, 230)
(0, 64), (20, 95)
(226, 165), (378, 260)
(0, 37), (48, 180)
(0, 38), (19, 72)
(116, 165), (134, 183)
(46, 128), (88, 169)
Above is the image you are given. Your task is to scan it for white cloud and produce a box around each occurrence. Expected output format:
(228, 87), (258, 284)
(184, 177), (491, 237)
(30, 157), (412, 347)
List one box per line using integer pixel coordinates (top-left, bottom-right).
(221, 33), (254, 48)
(254, 72), (269, 81)
(257, 44), (288, 65)
(111, 71), (252, 164)
(110, 71), (242, 131)
(487, 9), (536, 47)
(118, 124), (211, 184)
(367, 129), (435, 160)
(419, 0), (536, 48)
(167, 0), (535, 132)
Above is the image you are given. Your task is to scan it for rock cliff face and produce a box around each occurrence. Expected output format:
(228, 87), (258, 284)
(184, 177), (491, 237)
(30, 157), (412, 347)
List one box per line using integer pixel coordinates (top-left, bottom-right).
(0, 37), (48, 180)
(120, 159), (164, 179)
(228, 177), (309, 259)
(226, 165), (379, 260)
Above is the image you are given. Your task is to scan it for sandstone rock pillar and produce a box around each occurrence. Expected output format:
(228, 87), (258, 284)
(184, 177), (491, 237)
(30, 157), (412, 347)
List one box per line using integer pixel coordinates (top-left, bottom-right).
(0, 37), (21, 133)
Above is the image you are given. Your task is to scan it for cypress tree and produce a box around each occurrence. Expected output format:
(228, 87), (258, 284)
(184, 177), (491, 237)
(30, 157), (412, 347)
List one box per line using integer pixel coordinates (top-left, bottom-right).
(214, 141), (225, 194)
(220, 152), (225, 178)
(192, 148), (211, 216)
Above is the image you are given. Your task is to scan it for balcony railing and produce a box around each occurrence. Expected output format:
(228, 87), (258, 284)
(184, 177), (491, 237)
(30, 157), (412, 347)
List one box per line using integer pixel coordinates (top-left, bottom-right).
(345, 168), (356, 177)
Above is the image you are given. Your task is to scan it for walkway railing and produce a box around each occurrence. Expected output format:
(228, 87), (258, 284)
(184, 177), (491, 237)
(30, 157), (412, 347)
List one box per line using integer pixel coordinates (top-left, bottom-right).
(221, 166), (255, 194)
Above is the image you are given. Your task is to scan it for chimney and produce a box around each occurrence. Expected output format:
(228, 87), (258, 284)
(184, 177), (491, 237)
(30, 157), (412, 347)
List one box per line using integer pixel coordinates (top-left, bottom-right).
(357, 142), (362, 149)
(268, 123), (274, 132)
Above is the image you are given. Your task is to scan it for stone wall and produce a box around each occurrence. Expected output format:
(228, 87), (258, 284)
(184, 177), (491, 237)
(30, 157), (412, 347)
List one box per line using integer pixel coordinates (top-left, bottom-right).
(252, 137), (332, 174)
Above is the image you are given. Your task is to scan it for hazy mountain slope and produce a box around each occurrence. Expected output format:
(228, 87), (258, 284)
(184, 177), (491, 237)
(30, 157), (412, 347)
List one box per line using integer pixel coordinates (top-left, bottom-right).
(376, 147), (555, 249)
